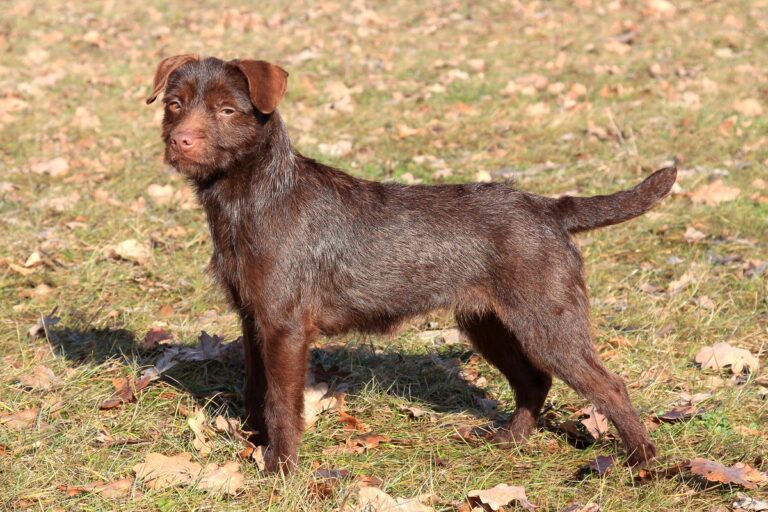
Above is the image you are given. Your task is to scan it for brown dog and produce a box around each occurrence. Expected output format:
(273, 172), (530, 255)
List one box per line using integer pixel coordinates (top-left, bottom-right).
(147, 54), (676, 472)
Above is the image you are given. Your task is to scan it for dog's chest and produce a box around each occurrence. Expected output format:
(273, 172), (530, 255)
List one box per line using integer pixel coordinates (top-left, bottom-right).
(203, 196), (265, 305)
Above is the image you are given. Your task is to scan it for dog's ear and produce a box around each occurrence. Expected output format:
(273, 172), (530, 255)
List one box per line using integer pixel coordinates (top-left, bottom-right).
(146, 54), (198, 104)
(230, 59), (288, 114)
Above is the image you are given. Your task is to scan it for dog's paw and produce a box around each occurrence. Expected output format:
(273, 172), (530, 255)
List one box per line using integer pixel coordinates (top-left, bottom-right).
(486, 427), (530, 447)
(626, 443), (657, 467)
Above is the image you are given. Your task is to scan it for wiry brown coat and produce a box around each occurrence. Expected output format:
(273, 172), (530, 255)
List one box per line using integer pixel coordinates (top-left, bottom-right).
(147, 55), (676, 472)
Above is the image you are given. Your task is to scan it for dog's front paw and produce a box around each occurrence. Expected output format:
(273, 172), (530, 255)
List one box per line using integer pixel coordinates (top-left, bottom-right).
(626, 443), (657, 467)
(263, 446), (299, 473)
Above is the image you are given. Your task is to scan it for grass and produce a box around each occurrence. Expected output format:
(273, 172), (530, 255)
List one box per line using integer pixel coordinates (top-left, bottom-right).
(1, 0), (767, 510)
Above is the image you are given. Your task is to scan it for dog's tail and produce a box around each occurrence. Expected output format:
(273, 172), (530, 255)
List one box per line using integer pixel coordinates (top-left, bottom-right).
(554, 167), (677, 234)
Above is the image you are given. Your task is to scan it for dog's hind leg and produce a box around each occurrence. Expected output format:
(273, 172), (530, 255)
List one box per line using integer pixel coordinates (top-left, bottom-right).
(500, 306), (656, 466)
(456, 312), (552, 443)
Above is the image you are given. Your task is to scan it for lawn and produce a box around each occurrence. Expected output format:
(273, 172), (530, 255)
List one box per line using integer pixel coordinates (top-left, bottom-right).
(1, 0), (766, 510)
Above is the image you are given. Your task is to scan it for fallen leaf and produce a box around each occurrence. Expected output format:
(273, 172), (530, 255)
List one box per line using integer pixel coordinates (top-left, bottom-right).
(134, 452), (201, 489)
(107, 239), (151, 265)
(304, 382), (343, 429)
(323, 433), (390, 455)
(695, 342), (759, 374)
(99, 371), (160, 410)
(655, 405), (703, 423)
(577, 455), (616, 477)
(350, 486), (435, 512)
(467, 483), (536, 511)
(24, 251), (42, 267)
(339, 409), (370, 432)
(141, 327), (173, 350)
(239, 444), (266, 471)
(18, 365), (63, 390)
(733, 493), (768, 511)
(58, 478), (134, 499)
(197, 461), (244, 495)
(187, 408), (213, 456)
(562, 503), (600, 512)
(558, 405), (609, 444)
(733, 98), (764, 117)
(31, 157), (69, 177)
(0, 408), (46, 429)
(146, 184), (175, 205)
(690, 180), (741, 206)
(644, 0), (677, 17)
(683, 226), (706, 242)
(397, 404), (438, 422)
(688, 458), (767, 490)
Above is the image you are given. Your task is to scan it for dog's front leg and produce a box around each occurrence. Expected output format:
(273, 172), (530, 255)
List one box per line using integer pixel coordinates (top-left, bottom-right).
(240, 311), (269, 446)
(260, 319), (311, 472)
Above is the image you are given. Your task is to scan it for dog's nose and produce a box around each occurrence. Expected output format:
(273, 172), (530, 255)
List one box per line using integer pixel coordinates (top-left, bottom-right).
(171, 131), (196, 150)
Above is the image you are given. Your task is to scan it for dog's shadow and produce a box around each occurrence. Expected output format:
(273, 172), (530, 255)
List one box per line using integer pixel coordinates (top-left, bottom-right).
(44, 320), (500, 423)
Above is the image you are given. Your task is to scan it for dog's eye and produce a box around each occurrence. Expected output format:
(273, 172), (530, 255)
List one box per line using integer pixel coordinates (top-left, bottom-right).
(167, 101), (182, 112)
(219, 107), (236, 116)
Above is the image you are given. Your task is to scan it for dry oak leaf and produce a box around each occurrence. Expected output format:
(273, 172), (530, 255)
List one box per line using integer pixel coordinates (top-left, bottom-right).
(133, 452), (244, 495)
(239, 444), (266, 471)
(467, 483), (536, 511)
(197, 461), (244, 495)
(304, 382), (343, 429)
(733, 98), (764, 117)
(58, 477), (134, 499)
(31, 157), (69, 177)
(187, 408), (213, 456)
(695, 342), (759, 374)
(99, 371), (159, 410)
(146, 184), (175, 205)
(0, 408), (46, 429)
(690, 180), (741, 206)
(688, 457), (767, 490)
(134, 452), (201, 489)
(349, 486), (435, 512)
(107, 239), (151, 265)
(19, 365), (63, 390)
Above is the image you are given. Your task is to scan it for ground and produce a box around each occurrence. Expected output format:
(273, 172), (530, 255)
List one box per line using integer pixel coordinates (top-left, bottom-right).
(1, 1), (767, 510)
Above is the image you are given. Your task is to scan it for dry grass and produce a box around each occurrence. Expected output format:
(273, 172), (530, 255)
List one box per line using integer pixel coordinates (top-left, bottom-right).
(1, 0), (766, 510)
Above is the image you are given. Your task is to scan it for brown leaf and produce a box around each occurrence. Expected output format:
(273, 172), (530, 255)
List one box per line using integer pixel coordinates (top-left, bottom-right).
(577, 455), (616, 477)
(0, 408), (45, 429)
(133, 452), (243, 494)
(655, 405), (702, 423)
(349, 486), (435, 512)
(107, 239), (152, 265)
(57, 478), (134, 499)
(99, 372), (159, 410)
(239, 445), (266, 471)
(467, 483), (536, 511)
(31, 157), (69, 177)
(197, 461), (244, 495)
(558, 406), (610, 444)
(141, 327), (173, 349)
(18, 365), (63, 390)
(186, 408), (213, 456)
(134, 452), (201, 489)
(339, 410), (370, 432)
(304, 382), (343, 429)
(688, 458), (767, 490)
(733, 98), (764, 117)
(690, 180), (741, 206)
(695, 342), (759, 374)
(562, 504), (600, 512)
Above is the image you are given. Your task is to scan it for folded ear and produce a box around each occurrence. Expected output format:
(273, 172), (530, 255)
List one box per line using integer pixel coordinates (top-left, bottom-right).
(229, 59), (288, 114)
(146, 54), (199, 104)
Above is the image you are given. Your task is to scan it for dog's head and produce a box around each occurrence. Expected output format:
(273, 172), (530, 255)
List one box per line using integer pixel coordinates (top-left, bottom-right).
(146, 55), (288, 179)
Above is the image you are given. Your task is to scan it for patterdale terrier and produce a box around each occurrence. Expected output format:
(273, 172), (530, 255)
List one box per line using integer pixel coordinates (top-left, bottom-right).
(147, 54), (676, 472)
